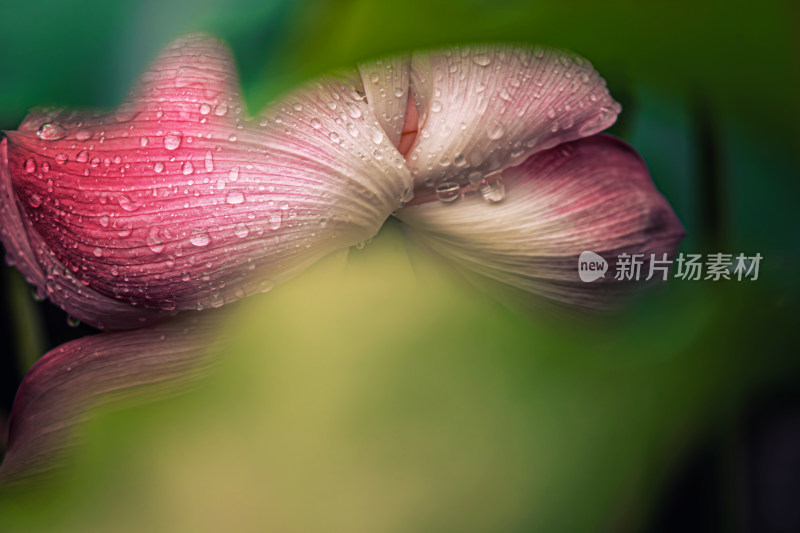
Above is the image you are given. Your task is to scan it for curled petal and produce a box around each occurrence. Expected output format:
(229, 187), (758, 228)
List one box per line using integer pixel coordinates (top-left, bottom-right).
(406, 45), (621, 190)
(0, 309), (227, 484)
(395, 135), (685, 309)
(358, 55), (411, 148)
(1, 34), (412, 327)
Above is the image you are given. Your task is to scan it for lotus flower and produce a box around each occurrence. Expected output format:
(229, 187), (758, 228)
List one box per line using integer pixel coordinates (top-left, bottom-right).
(0, 34), (683, 481)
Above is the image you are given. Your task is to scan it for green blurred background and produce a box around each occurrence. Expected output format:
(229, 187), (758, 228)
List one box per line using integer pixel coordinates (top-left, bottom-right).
(0, 0), (798, 531)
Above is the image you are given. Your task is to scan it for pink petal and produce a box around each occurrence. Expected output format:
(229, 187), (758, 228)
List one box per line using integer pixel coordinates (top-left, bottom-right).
(358, 55), (411, 148)
(1, 34), (412, 328)
(395, 135), (685, 310)
(0, 310), (227, 484)
(405, 45), (621, 191)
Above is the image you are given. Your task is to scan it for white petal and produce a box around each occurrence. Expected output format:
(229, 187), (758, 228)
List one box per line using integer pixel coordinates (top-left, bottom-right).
(406, 45), (621, 190)
(358, 55), (411, 147)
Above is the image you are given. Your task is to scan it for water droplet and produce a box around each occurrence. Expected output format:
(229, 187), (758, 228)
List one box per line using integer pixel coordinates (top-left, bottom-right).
(268, 213), (282, 230)
(279, 201), (289, 211)
(28, 193), (42, 207)
(228, 134), (238, 142)
(182, 161), (194, 175)
(370, 130), (384, 145)
(24, 159), (36, 173)
(234, 224), (250, 238)
(140, 136), (149, 147)
(147, 227), (166, 253)
(209, 293), (225, 308)
(189, 228), (211, 247)
(55, 153), (68, 164)
(355, 241), (366, 250)
(228, 167), (240, 181)
(66, 316), (80, 328)
(578, 106), (618, 136)
(329, 132), (340, 144)
(93, 247), (103, 257)
(486, 121), (506, 140)
(430, 100), (443, 113)
(117, 225), (133, 238)
(310, 118), (322, 129)
(225, 191), (245, 205)
(164, 132), (182, 150)
(74, 129), (92, 141)
(90, 157), (101, 168)
(76, 150), (89, 163)
(37, 123), (67, 140)
(118, 195), (141, 212)
(215, 103), (228, 116)
(204, 151), (214, 172)
(468, 171), (484, 186)
(546, 108), (557, 119)
(394, 87), (404, 98)
(99, 215), (110, 227)
(472, 53), (492, 66)
(479, 178), (505, 203)
(435, 182), (460, 203)
(199, 103), (211, 115)
(346, 123), (359, 137)
(259, 279), (275, 293)
(347, 106), (362, 119)
(154, 162), (165, 173)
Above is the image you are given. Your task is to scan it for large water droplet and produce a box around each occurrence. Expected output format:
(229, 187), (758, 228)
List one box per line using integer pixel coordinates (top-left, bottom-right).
(225, 191), (245, 205)
(479, 178), (505, 203)
(164, 132), (182, 150)
(37, 123), (67, 140)
(76, 150), (89, 163)
(268, 213), (282, 230)
(346, 123), (359, 137)
(24, 159), (36, 173)
(486, 121), (506, 140)
(75, 129), (92, 141)
(189, 228), (211, 247)
(215, 103), (228, 116)
(435, 182), (460, 203)
(234, 224), (250, 238)
(118, 195), (141, 212)
(182, 161), (194, 175)
(199, 103), (211, 115)
(472, 53), (492, 66)
(147, 227), (166, 253)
